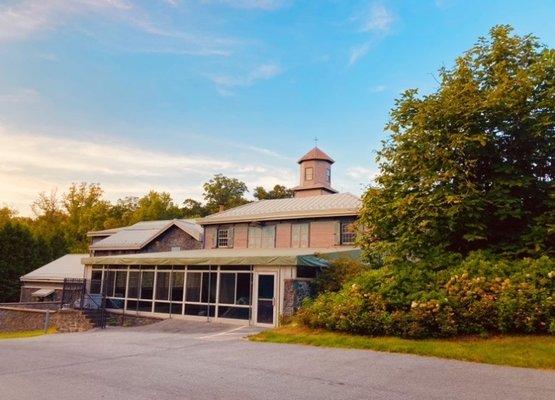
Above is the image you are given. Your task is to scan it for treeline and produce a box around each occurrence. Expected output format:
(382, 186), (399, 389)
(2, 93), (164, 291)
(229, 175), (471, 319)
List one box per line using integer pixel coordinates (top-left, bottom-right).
(0, 175), (293, 302)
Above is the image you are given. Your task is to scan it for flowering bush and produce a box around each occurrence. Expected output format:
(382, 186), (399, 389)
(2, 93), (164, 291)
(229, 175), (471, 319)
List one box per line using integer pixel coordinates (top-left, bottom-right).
(297, 253), (554, 338)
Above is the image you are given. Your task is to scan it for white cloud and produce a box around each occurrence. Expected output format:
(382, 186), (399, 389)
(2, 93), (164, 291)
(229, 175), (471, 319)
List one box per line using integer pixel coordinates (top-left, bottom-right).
(205, 0), (288, 10)
(209, 62), (283, 93)
(346, 166), (378, 181)
(370, 84), (386, 93)
(0, 0), (236, 57)
(348, 2), (396, 66)
(360, 3), (395, 34)
(0, 88), (39, 103)
(348, 42), (372, 66)
(0, 125), (297, 215)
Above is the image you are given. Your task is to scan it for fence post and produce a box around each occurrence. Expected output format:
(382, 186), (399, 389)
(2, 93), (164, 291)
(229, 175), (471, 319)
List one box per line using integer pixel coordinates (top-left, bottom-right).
(44, 310), (50, 333)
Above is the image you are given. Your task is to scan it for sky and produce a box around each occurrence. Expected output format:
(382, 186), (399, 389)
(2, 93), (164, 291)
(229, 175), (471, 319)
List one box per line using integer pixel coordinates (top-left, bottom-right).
(0, 0), (554, 216)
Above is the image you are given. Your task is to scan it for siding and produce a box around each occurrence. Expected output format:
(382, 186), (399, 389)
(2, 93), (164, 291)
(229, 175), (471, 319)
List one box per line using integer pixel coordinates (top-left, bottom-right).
(275, 222), (292, 248)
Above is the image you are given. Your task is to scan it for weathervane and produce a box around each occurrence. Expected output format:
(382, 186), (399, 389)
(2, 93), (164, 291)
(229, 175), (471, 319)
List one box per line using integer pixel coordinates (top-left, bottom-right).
(314, 136), (318, 148)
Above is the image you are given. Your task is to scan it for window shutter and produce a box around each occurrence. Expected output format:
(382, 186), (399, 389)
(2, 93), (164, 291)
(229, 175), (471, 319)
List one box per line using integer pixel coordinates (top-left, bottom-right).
(300, 223), (309, 248)
(291, 224), (300, 248)
(334, 221), (341, 245)
(212, 228), (217, 248)
(228, 227), (234, 248)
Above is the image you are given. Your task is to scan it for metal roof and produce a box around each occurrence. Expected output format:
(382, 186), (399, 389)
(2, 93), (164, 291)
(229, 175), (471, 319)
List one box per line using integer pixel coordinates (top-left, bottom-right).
(298, 147), (335, 164)
(90, 219), (203, 250)
(198, 193), (360, 225)
(82, 247), (360, 267)
(20, 254), (87, 283)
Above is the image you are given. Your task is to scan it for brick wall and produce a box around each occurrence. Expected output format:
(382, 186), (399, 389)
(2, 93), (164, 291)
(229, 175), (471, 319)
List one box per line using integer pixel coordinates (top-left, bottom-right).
(276, 222), (292, 248)
(309, 220), (337, 248)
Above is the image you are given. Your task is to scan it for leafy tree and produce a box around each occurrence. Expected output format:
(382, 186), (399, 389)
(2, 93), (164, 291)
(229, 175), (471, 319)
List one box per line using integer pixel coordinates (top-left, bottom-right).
(104, 196), (139, 228)
(62, 183), (112, 252)
(0, 222), (49, 302)
(0, 206), (17, 227)
(182, 198), (208, 218)
(128, 191), (183, 223)
(253, 184), (294, 200)
(359, 25), (554, 262)
(203, 174), (249, 213)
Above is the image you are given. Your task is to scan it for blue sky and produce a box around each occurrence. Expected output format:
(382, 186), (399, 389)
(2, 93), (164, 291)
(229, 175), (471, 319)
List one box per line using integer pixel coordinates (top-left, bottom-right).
(0, 0), (553, 215)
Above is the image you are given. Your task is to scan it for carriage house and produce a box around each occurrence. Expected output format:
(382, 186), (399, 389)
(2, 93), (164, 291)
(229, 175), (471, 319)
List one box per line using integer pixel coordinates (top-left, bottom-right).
(82, 147), (361, 327)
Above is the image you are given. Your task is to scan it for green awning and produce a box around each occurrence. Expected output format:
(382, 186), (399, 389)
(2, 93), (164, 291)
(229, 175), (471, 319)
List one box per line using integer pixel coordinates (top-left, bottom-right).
(82, 247), (361, 267)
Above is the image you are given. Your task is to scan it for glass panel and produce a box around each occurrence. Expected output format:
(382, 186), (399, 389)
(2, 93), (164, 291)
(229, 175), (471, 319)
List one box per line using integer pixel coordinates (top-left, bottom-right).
(106, 298), (124, 309)
(257, 300), (273, 324)
(137, 301), (152, 312)
(220, 266), (250, 271)
(218, 306), (249, 320)
(154, 302), (171, 314)
(258, 275), (274, 299)
(126, 300), (138, 311)
(219, 273), (236, 304)
(105, 270), (115, 297)
(155, 272), (170, 300)
(90, 270), (102, 294)
(236, 273), (251, 305)
(171, 272), (184, 301)
(170, 303), (183, 314)
(128, 271), (139, 298)
(185, 272), (201, 302)
(140, 271), (154, 300)
(201, 272), (217, 303)
(184, 304), (215, 317)
(114, 271), (127, 298)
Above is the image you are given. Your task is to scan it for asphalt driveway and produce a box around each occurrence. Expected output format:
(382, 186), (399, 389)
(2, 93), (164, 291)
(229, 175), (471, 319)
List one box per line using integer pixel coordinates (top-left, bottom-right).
(0, 320), (553, 400)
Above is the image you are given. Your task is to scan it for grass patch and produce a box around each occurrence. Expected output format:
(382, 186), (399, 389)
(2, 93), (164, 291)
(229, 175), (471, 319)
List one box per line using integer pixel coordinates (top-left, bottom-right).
(250, 326), (555, 370)
(0, 328), (56, 340)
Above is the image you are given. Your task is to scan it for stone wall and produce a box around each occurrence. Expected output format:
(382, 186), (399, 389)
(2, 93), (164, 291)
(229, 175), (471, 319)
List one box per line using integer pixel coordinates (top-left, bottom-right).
(283, 278), (313, 317)
(144, 225), (202, 252)
(0, 306), (93, 333)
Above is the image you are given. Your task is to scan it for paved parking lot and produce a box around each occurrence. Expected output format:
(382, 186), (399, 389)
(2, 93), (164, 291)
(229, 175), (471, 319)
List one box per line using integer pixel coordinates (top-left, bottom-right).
(0, 320), (553, 400)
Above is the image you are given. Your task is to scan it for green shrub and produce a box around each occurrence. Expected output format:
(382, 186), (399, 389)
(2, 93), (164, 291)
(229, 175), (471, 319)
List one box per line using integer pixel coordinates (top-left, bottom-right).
(296, 253), (554, 338)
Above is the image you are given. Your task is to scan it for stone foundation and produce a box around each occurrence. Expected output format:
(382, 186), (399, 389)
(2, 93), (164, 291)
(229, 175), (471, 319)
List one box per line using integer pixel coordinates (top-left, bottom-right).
(0, 306), (93, 333)
(283, 278), (313, 316)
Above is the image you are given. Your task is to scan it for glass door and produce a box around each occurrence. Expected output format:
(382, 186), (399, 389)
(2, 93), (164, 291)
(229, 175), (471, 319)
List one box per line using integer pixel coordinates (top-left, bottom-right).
(255, 273), (276, 325)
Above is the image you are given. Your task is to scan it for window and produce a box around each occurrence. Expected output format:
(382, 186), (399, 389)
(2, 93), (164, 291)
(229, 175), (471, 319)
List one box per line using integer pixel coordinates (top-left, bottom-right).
(171, 246), (181, 252)
(171, 272), (184, 301)
(114, 271), (127, 298)
(127, 271), (139, 298)
(340, 221), (355, 245)
(326, 168), (331, 182)
(140, 271), (154, 299)
(217, 227), (229, 247)
(155, 271), (170, 300)
(248, 225), (275, 249)
(305, 167), (314, 181)
(90, 270), (102, 294)
(291, 223), (309, 248)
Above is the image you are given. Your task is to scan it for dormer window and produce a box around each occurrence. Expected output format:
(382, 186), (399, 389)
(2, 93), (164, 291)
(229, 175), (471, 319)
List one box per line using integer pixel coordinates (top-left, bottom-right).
(305, 167), (314, 181)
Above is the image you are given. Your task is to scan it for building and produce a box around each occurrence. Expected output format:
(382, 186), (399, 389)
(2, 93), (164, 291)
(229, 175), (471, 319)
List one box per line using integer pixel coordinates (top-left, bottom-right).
(19, 220), (203, 303)
(82, 147), (361, 327)
(88, 219), (203, 256)
(20, 254), (87, 302)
